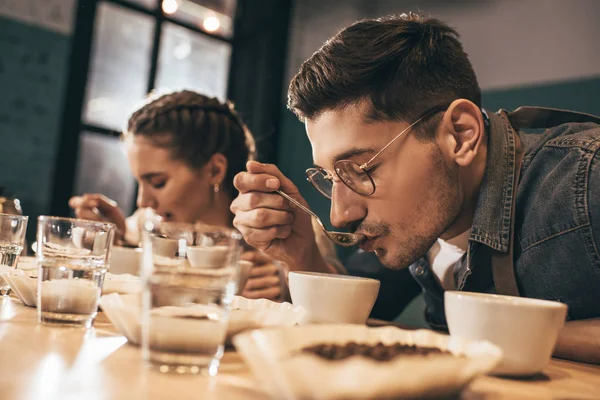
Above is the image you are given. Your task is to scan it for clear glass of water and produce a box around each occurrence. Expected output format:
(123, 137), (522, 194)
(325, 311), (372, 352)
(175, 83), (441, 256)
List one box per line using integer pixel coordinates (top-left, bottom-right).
(140, 219), (242, 375)
(0, 213), (29, 296)
(36, 216), (115, 328)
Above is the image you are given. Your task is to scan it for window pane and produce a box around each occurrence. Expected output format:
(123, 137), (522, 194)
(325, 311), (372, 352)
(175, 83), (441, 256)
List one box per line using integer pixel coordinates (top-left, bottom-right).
(126, 0), (158, 9)
(74, 132), (136, 216)
(162, 0), (235, 39)
(83, 3), (154, 130)
(155, 22), (231, 100)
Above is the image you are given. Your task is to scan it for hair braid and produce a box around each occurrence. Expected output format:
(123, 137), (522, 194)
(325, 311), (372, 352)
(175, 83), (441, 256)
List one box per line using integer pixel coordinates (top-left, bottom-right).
(125, 90), (256, 198)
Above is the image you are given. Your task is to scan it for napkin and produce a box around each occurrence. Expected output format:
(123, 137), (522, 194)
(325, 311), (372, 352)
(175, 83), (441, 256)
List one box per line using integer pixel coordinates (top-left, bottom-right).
(103, 273), (141, 295)
(233, 325), (503, 400)
(99, 294), (307, 346)
(1, 268), (37, 306)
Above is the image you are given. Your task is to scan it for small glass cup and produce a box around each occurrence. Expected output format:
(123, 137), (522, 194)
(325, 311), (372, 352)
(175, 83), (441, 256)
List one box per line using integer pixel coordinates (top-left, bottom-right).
(36, 216), (115, 328)
(0, 213), (29, 296)
(140, 218), (242, 375)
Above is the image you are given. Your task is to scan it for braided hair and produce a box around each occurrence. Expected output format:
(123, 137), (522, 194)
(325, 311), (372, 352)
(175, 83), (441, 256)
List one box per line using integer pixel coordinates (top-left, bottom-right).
(125, 90), (256, 198)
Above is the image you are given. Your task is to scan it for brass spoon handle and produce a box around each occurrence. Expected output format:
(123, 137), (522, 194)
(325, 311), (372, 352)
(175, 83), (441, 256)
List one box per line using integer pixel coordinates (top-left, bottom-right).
(275, 189), (362, 247)
(276, 190), (320, 221)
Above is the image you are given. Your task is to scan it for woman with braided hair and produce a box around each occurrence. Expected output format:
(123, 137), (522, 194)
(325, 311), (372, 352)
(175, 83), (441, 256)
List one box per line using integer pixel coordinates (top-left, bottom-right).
(69, 90), (294, 300)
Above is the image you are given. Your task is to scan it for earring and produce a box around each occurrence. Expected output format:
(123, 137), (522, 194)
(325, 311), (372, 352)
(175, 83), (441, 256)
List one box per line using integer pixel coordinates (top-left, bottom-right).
(213, 184), (220, 193)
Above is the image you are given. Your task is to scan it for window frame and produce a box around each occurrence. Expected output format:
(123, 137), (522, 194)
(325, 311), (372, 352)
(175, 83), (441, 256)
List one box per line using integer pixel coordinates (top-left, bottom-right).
(50, 0), (292, 219)
(83, 0), (235, 136)
(51, 0), (238, 217)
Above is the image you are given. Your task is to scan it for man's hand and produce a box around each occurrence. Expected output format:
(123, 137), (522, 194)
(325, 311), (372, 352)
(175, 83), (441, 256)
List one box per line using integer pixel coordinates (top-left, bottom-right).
(553, 318), (600, 364)
(231, 161), (329, 272)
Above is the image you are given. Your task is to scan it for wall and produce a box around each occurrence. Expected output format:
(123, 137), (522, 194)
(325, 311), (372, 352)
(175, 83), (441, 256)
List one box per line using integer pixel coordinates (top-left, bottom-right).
(0, 0), (76, 242)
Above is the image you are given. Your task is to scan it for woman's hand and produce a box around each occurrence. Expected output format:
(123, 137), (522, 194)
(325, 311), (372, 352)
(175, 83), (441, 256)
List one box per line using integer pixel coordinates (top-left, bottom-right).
(69, 194), (127, 241)
(241, 250), (283, 301)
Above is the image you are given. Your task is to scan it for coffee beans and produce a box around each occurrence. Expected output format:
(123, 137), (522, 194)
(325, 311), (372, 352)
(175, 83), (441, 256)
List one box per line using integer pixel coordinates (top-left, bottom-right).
(301, 342), (450, 362)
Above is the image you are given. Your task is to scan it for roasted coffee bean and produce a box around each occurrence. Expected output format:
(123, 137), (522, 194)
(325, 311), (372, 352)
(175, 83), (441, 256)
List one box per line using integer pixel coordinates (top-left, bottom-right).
(301, 342), (450, 361)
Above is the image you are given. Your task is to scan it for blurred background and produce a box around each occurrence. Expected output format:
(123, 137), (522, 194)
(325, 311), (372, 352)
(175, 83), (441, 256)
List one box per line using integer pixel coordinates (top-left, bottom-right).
(1, 0), (600, 250)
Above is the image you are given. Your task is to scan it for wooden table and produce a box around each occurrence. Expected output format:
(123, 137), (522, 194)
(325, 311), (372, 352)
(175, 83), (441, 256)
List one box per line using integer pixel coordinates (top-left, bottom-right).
(1, 296), (599, 400)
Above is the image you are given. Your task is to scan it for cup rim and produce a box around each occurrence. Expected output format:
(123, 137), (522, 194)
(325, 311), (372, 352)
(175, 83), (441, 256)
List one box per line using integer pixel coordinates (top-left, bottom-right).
(112, 245), (143, 253)
(444, 290), (567, 310)
(145, 220), (243, 241)
(289, 271), (379, 283)
(37, 215), (116, 231)
(187, 244), (231, 251)
(0, 213), (28, 221)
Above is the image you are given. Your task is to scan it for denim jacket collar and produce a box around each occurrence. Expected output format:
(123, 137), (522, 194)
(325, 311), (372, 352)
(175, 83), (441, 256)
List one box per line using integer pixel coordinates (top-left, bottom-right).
(455, 106), (600, 291)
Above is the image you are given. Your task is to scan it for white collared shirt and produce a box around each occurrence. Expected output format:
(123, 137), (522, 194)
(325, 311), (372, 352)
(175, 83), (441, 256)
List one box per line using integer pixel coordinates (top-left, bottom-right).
(426, 229), (471, 290)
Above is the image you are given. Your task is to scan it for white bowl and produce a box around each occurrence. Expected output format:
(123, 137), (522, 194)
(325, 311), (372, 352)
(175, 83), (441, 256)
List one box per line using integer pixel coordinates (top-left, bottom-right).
(109, 246), (142, 275)
(151, 236), (179, 257)
(288, 272), (380, 324)
(186, 245), (229, 268)
(444, 291), (567, 376)
(233, 324), (502, 400)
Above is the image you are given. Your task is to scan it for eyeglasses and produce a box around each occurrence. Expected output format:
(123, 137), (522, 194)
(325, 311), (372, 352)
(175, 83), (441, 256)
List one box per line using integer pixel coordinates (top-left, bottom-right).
(306, 105), (448, 199)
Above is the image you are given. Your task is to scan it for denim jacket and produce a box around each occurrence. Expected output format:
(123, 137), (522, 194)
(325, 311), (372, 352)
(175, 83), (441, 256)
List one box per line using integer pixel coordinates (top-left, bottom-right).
(409, 107), (600, 328)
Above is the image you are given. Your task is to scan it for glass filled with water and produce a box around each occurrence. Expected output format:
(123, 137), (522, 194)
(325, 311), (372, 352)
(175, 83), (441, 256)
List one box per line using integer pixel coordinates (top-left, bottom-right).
(141, 218), (242, 375)
(0, 213), (28, 296)
(36, 216), (115, 328)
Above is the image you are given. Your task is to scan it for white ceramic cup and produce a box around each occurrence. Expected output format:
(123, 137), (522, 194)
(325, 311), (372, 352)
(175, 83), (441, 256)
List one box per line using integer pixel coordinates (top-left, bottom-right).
(109, 246), (143, 275)
(444, 291), (568, 376)
(288, 272), (380, 324)
(186, 245), (229, 268)
(151, 236), (179, 257)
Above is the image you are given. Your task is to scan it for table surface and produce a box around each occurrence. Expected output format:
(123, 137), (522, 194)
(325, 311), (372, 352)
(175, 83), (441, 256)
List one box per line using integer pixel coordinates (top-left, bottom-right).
(1, 296), (599, 400)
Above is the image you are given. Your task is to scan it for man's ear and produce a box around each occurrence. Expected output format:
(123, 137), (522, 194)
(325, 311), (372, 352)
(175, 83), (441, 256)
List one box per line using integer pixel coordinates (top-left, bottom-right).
(438, 99), (485, 167)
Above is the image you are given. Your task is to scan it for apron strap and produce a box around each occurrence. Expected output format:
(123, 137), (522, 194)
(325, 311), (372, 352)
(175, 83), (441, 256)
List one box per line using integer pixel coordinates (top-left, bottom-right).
(490, 115), (525, 297)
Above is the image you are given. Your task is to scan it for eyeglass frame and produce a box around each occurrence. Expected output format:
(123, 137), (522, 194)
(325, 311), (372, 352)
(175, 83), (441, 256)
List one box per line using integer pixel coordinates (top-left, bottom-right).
(305, 104), (450, 199)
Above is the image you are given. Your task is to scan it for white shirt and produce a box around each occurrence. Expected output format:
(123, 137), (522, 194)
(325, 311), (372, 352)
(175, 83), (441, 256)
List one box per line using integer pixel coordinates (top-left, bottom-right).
(426, 229), (471, 290)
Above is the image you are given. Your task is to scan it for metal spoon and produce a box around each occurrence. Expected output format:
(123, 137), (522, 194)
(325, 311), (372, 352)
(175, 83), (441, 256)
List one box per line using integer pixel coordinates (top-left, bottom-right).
(276, 190), (365, 247)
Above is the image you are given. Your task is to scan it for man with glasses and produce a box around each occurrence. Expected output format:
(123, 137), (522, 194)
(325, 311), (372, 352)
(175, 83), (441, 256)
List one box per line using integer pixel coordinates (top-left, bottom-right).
(230, 13), (600, 363)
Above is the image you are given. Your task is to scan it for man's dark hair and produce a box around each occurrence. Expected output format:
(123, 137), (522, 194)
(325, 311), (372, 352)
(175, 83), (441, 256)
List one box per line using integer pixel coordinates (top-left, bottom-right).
(287, 13), (481, 135)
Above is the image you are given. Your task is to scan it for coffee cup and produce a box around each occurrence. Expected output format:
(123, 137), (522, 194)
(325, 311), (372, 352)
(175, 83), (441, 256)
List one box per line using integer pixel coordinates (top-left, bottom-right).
(289, 272), (380, 324)
(445, 291), (567, 376)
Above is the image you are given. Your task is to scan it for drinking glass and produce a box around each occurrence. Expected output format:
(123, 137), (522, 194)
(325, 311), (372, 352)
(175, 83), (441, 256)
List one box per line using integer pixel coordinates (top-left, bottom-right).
(37, 216), (115, 328)
(140, 219), (242, 375)
(0, 213), (28, 296)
